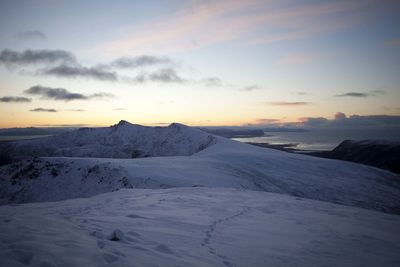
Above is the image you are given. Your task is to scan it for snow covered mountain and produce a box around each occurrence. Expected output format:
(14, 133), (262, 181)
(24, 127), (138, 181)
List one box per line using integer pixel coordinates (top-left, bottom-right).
(2, 120), (216, 161)
(1, 121), (400, 266)
(0, 121), (399, 214)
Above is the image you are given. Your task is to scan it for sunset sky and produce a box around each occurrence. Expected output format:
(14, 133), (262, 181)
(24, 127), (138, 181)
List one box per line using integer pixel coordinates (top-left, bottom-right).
(0, 0), (399, 128)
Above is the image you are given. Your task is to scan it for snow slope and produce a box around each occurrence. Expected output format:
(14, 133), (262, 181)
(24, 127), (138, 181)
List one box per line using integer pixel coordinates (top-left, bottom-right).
(0, 122), (399, 214)
(3, 121), (216, 160)
(1, 188), (399, 267)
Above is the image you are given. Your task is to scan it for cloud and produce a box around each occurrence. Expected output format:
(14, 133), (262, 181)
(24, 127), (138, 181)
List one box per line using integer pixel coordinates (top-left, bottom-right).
(0, 49), (75, 67)
(267, 101), (310, 106)
(334, 112), (347, 120)
(0, 96), (32, 103)
(101, 0), (372, 54)
(41, 64), (118, 81)
(30, 108), (57, 112)
(24, 85), (115, 101)
(301, 113), (400, 127)
(113, 108), (127, 111)
(0, 49), (221, 85)
(335, 90), (387, 98)
(370, 90), (386, 95)
(293, 92), (309, 95)
(16, 31), (47, 41)
(242, 85), (262, 91)
(133, 68), (185, 83)
(201, 77), (223, 87)
(109, 55), (172, 69)
(385, 39), (400, 46)
(335, 92), (368, 97)
(65, 109), (85, 112)
(299, 117), (329, 127)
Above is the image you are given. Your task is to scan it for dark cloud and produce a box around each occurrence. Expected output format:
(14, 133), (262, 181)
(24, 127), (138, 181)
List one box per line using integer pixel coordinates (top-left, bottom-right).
(335, 92), (368, 98)
(334, 112), (347, 120)
(0, 49), (75, 67)
(16, 31), (47, 41)
(242, 85), (262, 91)
(299, 117), (329, 127)
(0, 49), (221, 85)
(24, 85), (115, 101)
(268, 101), (310, 106)
(133, 68), (185, 83)
(25, 85), (87, 101)
(41, 64), (117, 81)
(0, 96), (32, 103)
(301, 113), (400, 127)
(30, 108), (57, 112)
(110, 56), (172, 69)
(149, 68), (184, 83)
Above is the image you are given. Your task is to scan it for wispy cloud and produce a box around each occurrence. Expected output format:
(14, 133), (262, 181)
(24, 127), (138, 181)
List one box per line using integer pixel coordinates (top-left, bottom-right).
(108, 55), (173, 69)
(113, 108), (127, 111)
(335, 90), (387, 98)
(24, 85), (115, 101)
(335, 92), (369, 98)
(16, 30), (47, 41)
(0, 96), (31, 103)
(131, 68), (185, 83)
(101, 0), (371, 53)
(292, 92), (310, 95)
(30, 108), (57, 112)
(370, 89), (386, 96)
(65, 109), (85, 112)
(40, 64), (118, 81)
(0, 49), (220, 85)
(241, 85), (262, 91)
(0, 49), (75, 67)
(267, 101), (311, 106)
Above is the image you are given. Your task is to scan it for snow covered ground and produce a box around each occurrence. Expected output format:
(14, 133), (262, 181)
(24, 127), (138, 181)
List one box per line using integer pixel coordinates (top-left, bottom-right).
(0, 121), (399, 266)
(1, 188), (399, 267)
(1, 123), (399, 213)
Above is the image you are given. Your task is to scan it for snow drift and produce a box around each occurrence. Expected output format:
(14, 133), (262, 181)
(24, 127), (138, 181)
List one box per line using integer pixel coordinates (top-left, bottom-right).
(1, 188), (399, 267)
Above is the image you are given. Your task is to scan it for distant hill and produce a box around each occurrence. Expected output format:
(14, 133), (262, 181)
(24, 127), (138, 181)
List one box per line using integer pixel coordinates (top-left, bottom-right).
(309, 140), (400, 174)
(0, 120), (216, 163)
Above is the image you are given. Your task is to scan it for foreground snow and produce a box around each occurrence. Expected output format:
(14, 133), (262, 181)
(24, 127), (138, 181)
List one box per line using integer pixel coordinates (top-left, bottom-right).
(1, 188), (399, 267)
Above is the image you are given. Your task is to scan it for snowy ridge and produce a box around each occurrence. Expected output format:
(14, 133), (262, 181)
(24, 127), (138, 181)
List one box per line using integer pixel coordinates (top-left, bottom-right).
(0, 123), (399, 213)
(4, 120), (216, 160)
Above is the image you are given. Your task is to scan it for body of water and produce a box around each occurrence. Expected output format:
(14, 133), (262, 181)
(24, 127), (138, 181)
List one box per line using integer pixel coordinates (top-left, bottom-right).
(233, 127), (400, 151)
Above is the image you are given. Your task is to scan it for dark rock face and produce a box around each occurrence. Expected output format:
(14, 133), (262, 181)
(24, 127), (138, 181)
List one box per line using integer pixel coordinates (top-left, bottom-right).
(313, 140), (400, 174)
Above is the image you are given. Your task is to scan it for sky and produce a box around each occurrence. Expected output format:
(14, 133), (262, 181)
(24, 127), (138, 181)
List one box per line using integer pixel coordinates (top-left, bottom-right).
(0, 0), (399, 128)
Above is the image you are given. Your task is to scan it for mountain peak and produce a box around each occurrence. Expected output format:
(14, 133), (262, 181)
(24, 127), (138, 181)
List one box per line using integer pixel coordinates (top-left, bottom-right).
(116, 120), (131, 127)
